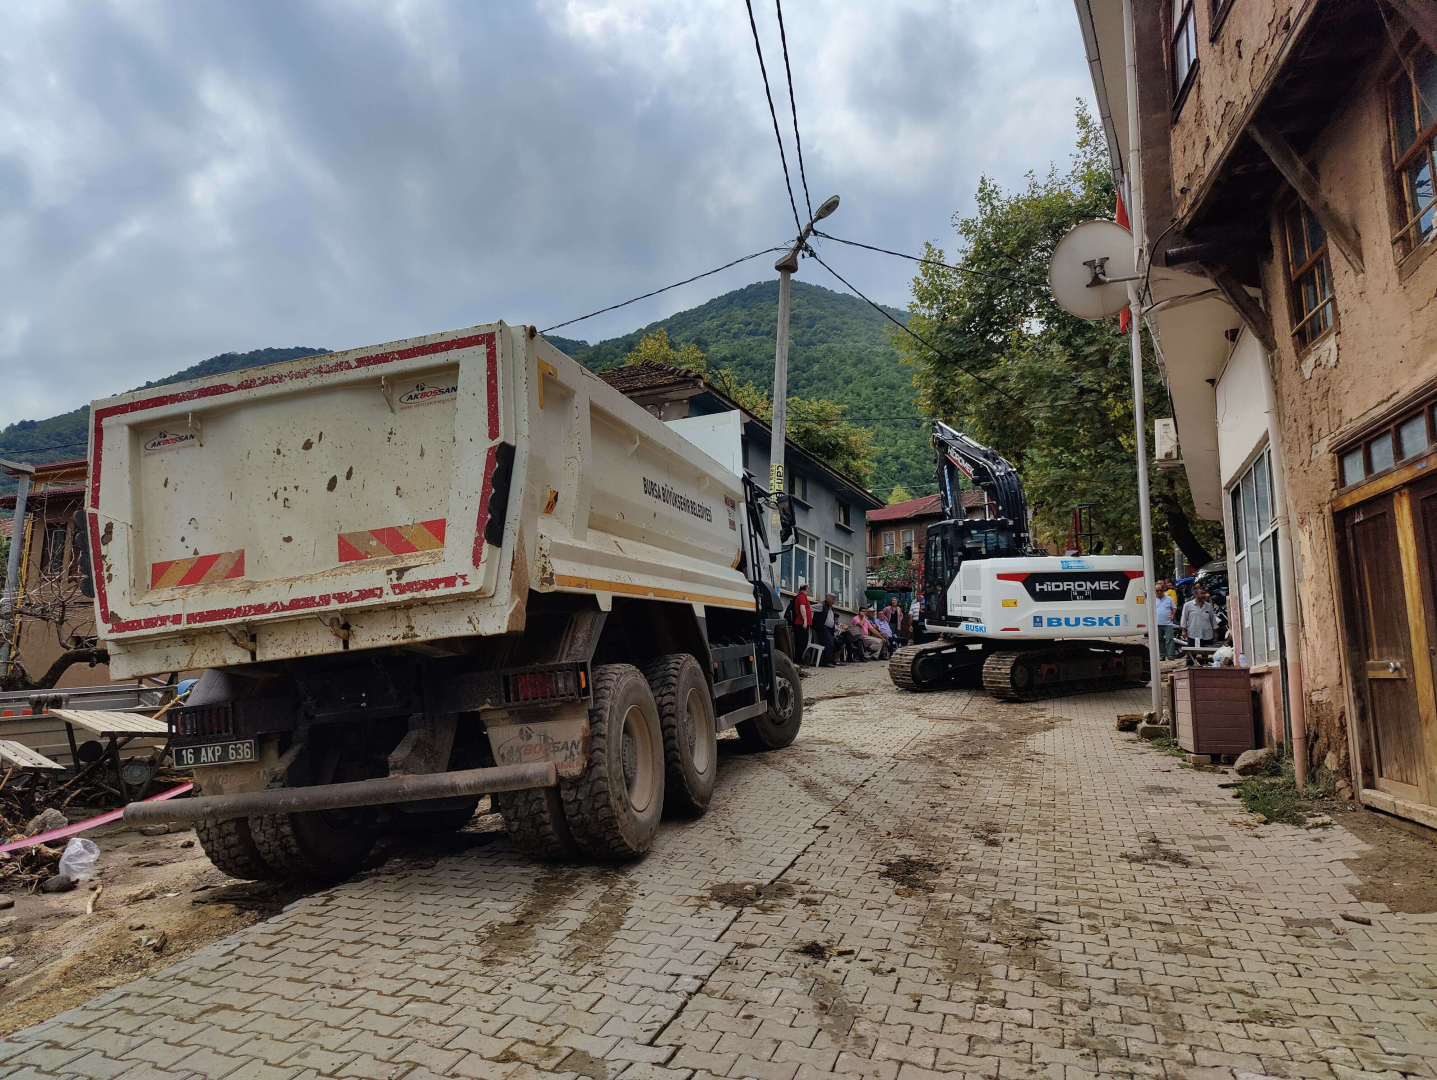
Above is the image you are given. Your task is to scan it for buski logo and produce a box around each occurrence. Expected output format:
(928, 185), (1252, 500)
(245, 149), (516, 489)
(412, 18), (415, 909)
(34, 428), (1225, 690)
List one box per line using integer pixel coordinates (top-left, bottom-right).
(1020, 572), (1131, 602)
(142, 429), (197, 454)
(398, 380), (458, 408)
(1038, 615), (1128, 628)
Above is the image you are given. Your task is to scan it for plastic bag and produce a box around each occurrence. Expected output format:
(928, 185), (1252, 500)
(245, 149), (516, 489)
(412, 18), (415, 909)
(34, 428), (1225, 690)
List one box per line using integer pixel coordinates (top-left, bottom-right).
(58, 837), (100, 881)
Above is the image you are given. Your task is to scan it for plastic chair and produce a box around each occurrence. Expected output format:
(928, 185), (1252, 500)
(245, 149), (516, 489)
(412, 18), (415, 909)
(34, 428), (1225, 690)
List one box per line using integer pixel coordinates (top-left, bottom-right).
(802, 642), (825, 667)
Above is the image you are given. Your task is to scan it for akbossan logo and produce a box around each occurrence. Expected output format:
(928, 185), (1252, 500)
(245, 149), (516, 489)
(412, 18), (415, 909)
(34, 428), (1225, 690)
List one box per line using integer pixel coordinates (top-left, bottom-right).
(142, 430), (197, 454)
(398, 380), (458, 408)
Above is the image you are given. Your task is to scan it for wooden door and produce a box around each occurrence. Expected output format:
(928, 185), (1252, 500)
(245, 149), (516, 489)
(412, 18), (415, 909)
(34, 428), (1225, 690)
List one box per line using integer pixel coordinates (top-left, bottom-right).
(1404, 475), (1437, 800)
(1340, 495), (1428, 802)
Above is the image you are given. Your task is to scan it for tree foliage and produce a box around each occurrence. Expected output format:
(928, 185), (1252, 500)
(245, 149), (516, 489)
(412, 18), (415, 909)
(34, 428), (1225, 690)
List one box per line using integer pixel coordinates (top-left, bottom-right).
(887, 484), (911, 504)
(621, 329), (877, 484)
(895, 104), (1222, 563)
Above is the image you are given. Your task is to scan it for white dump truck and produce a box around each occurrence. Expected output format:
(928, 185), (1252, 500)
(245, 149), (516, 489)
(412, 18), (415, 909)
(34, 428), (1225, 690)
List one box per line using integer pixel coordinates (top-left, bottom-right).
(86, 323), (802, 880)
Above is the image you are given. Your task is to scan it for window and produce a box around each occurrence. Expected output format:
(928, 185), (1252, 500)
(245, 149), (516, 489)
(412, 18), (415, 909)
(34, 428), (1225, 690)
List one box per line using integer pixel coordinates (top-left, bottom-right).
(1387, 45), (1437, 257)
(1283, 202), (1336, 350)
(882, 531), (895, 556)
(780, 530), (819, 592)
(835, 501), (850, 528)
(41, 522), (67, 575)
(1209, 0), (1235, 33)
(787, 473), (808, 503)
(1171, 0), (1197, 101)
(900, 528), (914, 557)
(1229, 448), (1280, 667)
(1337, 401), (1436, 488)
(826, 543), (853, 607)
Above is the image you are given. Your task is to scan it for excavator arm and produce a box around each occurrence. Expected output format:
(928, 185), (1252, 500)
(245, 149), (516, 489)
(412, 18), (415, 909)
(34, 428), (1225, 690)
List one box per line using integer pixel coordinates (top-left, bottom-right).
(932, 422), (1036, 553)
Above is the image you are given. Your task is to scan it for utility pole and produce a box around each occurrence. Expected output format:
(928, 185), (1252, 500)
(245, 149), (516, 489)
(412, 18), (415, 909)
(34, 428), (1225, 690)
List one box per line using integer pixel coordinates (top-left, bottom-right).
(768, 195), (840, 548)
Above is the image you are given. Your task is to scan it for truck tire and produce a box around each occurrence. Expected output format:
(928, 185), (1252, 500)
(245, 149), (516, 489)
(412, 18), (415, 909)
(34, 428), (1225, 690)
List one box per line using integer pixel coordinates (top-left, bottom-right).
(250, 811), (377, 883)
(560, 664), (665, 860)
(195, 817), (276, 881)
(495, 786), (579, 861)
(737, 650), (803, 751)
(641, 654), (717, 817)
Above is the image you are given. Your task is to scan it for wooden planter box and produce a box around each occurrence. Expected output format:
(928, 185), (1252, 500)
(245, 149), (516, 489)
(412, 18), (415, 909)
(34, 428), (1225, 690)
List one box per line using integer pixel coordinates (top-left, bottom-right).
(1172, 667), (1256, 755)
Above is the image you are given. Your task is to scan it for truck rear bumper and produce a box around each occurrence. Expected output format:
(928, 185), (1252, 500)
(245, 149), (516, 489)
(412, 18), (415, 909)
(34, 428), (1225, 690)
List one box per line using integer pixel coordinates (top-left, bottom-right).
(122, 762), (557, 825)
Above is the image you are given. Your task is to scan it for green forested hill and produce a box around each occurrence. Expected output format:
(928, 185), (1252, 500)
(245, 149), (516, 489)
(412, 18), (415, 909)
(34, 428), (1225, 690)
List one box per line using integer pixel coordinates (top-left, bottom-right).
(550, 280), (932, 498)
(0, 347), (327, 498)
(2, 281), (934, 502)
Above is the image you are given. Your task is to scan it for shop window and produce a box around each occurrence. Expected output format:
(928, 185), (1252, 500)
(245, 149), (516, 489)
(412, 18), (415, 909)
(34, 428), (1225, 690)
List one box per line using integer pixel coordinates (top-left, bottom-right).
(1337, 400), (1436, 488)
(1283, 202), (1336, 350)
(780, 530), (818, 592)
(1387, 44), (1437, 258)
(1229, 448), (1281, 667)
(1171, 0), (1198, 103)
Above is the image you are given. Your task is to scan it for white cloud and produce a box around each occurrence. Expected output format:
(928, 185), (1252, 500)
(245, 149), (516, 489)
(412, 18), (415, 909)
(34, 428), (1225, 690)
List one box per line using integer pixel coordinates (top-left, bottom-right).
(0, 0), (1092, 430)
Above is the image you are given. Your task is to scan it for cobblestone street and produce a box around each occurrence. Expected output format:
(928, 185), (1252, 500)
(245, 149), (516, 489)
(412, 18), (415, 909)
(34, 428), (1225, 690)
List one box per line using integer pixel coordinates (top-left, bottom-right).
(4, 662), (1436, 1080)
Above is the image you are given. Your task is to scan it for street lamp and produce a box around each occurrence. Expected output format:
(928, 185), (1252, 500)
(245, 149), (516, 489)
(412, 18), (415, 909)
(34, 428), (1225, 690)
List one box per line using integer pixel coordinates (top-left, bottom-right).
(768, 195), (839, 549)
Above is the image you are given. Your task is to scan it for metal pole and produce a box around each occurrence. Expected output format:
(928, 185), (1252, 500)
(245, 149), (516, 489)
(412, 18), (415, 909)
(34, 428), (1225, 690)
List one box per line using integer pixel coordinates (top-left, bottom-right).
(768, 263), (794, 545)
(1128, 291), (1163, 720)
(1121, 0), (1160, 719)
(0, 460), (35, 676)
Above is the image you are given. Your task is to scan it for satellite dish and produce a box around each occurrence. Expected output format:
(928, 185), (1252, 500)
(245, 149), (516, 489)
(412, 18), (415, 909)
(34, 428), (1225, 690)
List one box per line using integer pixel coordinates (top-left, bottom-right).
(1048, 219), (1135, 320)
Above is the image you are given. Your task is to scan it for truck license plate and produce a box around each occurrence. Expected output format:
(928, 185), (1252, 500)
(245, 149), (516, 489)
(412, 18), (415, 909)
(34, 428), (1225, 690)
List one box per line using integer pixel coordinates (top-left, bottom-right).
(175, 739), (255, 768)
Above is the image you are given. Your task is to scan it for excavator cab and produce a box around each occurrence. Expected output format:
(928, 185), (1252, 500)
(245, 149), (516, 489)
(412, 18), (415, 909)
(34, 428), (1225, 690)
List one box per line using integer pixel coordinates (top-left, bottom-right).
(921, 517), (1025, 629)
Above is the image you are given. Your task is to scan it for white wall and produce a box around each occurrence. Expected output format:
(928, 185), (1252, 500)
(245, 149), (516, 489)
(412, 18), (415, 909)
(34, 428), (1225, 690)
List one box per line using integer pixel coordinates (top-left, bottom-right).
(1215, 330), (1273, 488)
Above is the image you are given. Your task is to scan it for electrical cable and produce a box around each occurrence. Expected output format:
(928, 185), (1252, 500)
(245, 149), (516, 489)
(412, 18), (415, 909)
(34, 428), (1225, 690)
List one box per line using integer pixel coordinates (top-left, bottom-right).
(811, 230), (1048, 289)
(742, 0), (803, 234)
(541, 246), (788, 334)
(0, 439), (88, 456)
(773, 0), (812, 222)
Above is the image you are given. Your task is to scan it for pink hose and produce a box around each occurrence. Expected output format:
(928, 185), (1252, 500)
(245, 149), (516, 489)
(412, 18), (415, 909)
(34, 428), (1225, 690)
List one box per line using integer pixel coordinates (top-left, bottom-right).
(0, 782), (194, 854)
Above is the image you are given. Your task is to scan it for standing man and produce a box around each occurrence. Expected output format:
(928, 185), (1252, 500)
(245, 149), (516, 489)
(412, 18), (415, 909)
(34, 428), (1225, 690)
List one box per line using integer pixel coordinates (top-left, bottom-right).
(1180, 586), (1218, 656)
(793, 583), (813, 664)
(1154, 579), (1177, 660)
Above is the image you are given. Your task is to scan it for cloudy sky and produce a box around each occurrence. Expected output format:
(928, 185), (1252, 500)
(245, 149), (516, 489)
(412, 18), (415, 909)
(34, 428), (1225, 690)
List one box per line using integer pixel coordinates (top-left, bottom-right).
(0, 0), (1093, 429)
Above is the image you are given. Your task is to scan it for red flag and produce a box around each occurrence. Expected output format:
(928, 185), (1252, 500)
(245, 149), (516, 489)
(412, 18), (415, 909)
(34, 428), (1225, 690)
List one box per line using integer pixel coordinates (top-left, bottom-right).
(1115, 191), (1131, 333)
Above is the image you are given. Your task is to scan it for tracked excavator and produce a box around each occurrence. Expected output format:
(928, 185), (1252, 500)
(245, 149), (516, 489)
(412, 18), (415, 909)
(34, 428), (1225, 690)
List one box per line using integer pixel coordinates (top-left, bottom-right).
(888, 423), (1150, 700)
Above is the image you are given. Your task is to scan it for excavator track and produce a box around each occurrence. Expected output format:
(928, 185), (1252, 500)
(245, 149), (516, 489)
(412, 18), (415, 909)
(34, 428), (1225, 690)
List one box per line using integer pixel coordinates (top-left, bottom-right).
(889, 641), (979, 692)
(982, 643), (1148, 702)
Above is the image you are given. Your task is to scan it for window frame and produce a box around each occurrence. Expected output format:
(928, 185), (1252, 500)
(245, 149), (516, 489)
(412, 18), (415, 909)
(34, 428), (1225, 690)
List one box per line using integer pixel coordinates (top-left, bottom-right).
(825, 542), (853, 608)
(835, 500), (851, 529)
(1282, 200), (1337, 352)
(900, 528), (914, 556)
(1228, 446), (1281, 668)
(1335, 399), (1437, 490)
(1170, 0), (1199, 110)
(40, 521), (68, 576)
(882, 530), (895, 556)
(1208, 0), (1235, 39)
(1385, 42), (1437, 261)
(780, 529), (819, 592)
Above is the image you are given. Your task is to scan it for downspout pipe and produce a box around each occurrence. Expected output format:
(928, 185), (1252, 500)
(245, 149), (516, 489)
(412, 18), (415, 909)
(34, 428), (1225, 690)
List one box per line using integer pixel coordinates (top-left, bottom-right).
(1261, 373), (1309, 787)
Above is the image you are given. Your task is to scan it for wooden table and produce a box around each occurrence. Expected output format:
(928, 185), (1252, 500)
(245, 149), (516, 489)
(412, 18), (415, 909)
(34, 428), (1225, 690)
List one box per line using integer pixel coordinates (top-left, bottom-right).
(48, 709), (171, 801)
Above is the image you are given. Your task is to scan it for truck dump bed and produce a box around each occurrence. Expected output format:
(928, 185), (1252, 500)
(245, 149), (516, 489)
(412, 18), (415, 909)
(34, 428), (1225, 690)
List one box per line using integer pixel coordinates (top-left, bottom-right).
(88, 323), (756, 678)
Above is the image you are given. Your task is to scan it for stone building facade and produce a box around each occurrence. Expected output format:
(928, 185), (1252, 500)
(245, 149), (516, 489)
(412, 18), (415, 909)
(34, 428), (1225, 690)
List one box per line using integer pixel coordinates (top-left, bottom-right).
(1075, 0), (1437, 827)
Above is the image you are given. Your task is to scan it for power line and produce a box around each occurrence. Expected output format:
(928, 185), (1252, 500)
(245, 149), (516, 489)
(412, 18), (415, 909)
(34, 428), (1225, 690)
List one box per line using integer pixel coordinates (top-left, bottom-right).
(541, 247), (788, 334)
(0, 439), (88, 456)
(742, 0), (803, 234)
(773, 0), (812, 222)
(812, 231), (1047, 289)
(803, 248), (1021, 407)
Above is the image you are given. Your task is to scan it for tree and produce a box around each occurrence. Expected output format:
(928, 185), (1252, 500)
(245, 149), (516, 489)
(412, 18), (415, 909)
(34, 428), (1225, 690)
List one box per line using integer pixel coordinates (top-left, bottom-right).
(623, 331), (879, 485)
(894, 103), (1222, 565)
(888, 484), (911, 504)
(621, 328), (709, 373)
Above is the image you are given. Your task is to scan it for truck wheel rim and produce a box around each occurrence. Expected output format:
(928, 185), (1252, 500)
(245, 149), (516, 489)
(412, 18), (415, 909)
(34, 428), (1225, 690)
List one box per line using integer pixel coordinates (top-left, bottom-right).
(774, 675), (795, 722)
(621, 704), (656, 813)
(685, 687), (712, 775)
